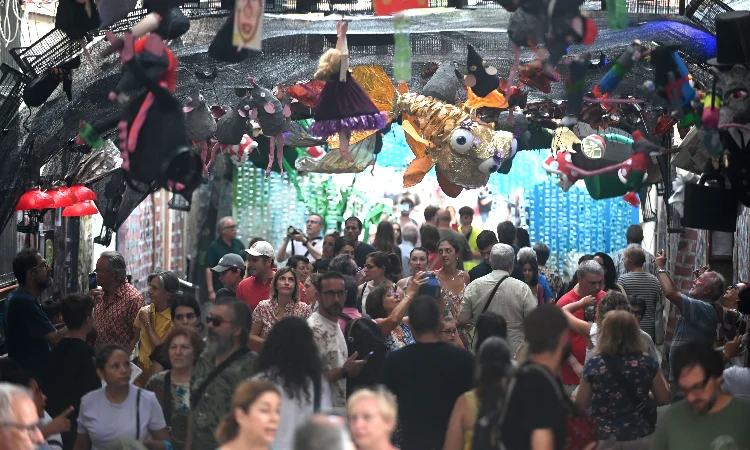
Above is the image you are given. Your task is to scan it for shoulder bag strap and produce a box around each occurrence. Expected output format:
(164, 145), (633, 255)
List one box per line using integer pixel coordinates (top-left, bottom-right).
(191, 348), (250, 408)
(482, 276), (509, 314)
(163, 371), (173, 427)
(135, 388), (142, 440)
(313, 376), (322, 413)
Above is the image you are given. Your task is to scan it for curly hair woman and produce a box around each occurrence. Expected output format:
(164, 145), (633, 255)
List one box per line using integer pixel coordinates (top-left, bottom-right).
(253, 316), (331, 450)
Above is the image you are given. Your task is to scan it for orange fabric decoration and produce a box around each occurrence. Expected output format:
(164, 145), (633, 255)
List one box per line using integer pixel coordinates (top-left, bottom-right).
(465, 87), (509, 109)
(404, 156), (434, 187)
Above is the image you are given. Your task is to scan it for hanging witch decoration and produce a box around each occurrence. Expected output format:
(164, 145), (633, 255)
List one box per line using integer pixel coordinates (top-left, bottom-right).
(309, 20), (388, 162)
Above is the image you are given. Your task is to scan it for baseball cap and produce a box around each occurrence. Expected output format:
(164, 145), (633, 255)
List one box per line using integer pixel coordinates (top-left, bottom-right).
(244, 240), (275, 258)
(211, 253), (245, 272)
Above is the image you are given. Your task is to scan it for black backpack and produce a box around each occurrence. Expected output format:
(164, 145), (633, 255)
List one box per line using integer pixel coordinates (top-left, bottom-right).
(339, 313), (387, 396)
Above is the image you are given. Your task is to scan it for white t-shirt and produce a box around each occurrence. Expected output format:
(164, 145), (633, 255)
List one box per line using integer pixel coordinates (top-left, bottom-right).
(254, 372), (333, 450)
(39, 411), (62, 450)
(286, 236), (323, 262)
(723, 366), (750, 402)
(78, 385), (166, 450)
(307, 312), (348, 407)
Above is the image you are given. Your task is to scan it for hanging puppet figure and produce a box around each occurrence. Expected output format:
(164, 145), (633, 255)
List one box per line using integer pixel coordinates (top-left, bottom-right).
(309, 20), (388, 162)
(242, 78), (291, 176)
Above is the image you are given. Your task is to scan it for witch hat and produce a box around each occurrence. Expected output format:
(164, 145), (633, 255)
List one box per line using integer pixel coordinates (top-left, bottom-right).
(707, 11), (750, 68)
(464, 45), (500, 98)
(154, 7), (191, 40)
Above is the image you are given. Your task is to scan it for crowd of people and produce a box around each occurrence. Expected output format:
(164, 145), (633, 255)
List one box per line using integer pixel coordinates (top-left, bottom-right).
(2, 202), (750, 450)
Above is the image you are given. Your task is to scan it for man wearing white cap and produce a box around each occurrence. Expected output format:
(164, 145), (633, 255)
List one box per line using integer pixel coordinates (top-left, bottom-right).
(211, 254), (245, 299)
(236, 241), (277, 314)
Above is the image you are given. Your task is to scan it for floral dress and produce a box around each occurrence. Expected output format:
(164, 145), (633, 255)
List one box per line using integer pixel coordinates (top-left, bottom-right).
(146, 371), (191, 450)
(253, 298), (312, 338)
(384, 323), (415, 353)
(583, 353), (658, 442)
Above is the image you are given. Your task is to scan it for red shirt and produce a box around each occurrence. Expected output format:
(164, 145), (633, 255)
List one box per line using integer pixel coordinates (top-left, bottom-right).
(556, 289), (605, 385)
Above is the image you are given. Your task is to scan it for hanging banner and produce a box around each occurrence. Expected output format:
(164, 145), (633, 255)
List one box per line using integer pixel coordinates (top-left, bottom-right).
(234, 0), (264, 51)
(393, 14), (412, 82)
(373, 0), (427, 16)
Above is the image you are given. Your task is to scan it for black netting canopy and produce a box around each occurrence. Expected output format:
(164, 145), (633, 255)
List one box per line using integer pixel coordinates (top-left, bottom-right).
(0, 8), (714, 235)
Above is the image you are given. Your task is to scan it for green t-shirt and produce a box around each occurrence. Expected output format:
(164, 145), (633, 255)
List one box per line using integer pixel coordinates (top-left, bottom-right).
(653, 397), (750, 450)
(204, 238), (246, 291)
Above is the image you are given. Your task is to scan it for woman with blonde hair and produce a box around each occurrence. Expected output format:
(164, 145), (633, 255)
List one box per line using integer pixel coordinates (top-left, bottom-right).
(215, 380), (281, 450)
(348, 388), (399, 450)
(576, 310), (670, 449)
(250, 267), (311, 350)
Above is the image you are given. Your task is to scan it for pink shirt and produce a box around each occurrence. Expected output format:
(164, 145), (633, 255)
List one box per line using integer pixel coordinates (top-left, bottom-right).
(338, 308), (363, 334)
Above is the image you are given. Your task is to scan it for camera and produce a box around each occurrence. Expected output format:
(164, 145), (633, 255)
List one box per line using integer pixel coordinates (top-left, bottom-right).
(287, 226), (300, 235)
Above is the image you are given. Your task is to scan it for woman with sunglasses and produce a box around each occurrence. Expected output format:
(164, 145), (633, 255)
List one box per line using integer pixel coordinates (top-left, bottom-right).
(364, 275), (426, 353)
(359, 252), (401, 315)
(146, 326), (204, 450)
(149, 294), (202, 374)
(250, 268), (311, 351)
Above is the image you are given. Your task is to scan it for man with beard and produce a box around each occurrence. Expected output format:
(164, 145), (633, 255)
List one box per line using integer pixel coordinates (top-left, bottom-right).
(500, 305), (572, 450)
(653, 340), (750, 450)
(308, 272), (366, 408)
(188, 297), (255, 450)
(4, 249), (66, 384)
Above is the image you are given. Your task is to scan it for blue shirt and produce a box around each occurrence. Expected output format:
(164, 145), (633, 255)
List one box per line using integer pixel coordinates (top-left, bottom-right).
(5, 288), (55, 381)
(539, 274), (554, 304)
(669, 294), (718, 378)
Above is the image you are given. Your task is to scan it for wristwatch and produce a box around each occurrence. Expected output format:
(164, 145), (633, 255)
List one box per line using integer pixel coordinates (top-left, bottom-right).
(341, 367), (349, 379)
(657, 268), (667, 274)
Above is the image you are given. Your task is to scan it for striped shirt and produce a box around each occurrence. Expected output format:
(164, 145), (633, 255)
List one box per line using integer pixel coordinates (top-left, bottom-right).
(617, 271), (664, 344)
(611, 244), (657, 279)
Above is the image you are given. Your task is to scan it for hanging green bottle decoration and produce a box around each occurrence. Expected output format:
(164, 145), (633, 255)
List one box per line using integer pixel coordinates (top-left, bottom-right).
(393, 14), (412, 82)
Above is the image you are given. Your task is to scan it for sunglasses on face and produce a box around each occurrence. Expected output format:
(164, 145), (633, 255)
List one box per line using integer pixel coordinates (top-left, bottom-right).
(206, 315), (233, 327)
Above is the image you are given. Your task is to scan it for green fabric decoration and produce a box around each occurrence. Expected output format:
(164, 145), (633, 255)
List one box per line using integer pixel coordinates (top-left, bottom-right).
(393, 15), (412, 83)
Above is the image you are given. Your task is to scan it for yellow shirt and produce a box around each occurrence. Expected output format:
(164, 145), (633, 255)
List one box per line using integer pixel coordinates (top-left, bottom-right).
(134, 304), (172, 371)
(460, 226), (482, 271)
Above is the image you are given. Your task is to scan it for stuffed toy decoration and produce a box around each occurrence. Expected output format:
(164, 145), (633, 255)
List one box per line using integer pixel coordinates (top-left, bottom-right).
(423, 62), (462, 104)
(519, 60), (554, 93)
(101, 12), (162, 59)
(241, 77), (292, 176)
(295, 133), (380, 174)
(650, 45), (698, 127)
(392, 91), (517, 197)
(153, 7), (191, 40)
(507, 0), (597, 76)
(706, 11), (750, 207)
(581, 134), (605, 158)
(283, 122), (327, 149)
(209, 11), (251, 63)
(464, 45), (500, 98)
(78, 34), (202, 197)
(286, 80), (326, 110)
(183, 89), (218, 178)
(97, 0), (138, 29)
(23, 57), (81, 107)
(55, 0), (100, 40)
(561, 54), (590, 126)
(594, 42), (645, 103)
(309, 21), (388, 163)
(542, 151), (581, 191)
(207, 101), (252, 174)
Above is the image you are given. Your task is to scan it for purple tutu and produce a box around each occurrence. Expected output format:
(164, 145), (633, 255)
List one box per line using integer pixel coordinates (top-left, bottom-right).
(310, 71), (388, 138)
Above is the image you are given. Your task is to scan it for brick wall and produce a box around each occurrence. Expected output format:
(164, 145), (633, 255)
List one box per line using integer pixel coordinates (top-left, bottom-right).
(169, 206), (186, 279)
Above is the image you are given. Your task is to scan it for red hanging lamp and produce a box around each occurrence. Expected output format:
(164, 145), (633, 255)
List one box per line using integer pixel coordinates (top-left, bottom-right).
(62, 201), (99, 217)
(15, 189), (54, 211)
(49, 186), (79, 208)
(69, 184), (97, 201)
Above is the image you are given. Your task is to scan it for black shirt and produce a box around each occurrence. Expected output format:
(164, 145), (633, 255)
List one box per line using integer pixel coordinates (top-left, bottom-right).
(205, 237), (246, 291)
(468, 261), (493, 282)
(354, 242), (376, 268)
(40, 338), (101, 450)
(5, 289), (55, 381)
(215, 287), (236, 299)
(382, 342), (475, 450)
(501, 364), (567, 450)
